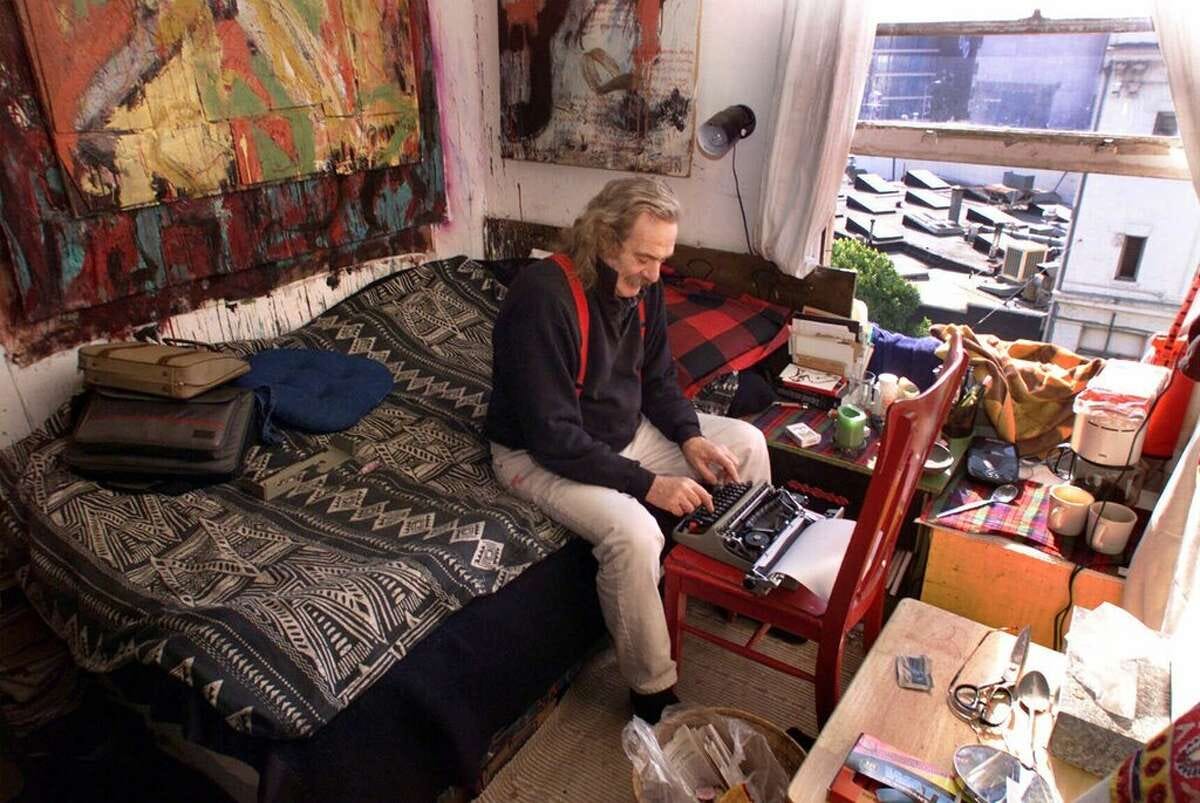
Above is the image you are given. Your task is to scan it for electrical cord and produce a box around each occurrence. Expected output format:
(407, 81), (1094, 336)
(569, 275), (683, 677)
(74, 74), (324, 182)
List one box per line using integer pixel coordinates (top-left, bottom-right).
(731, 142), (755, 256)
(1050, 388), (1161, 650)
(1053, 563), (1087, 652)
(974, 266), (1049, 328)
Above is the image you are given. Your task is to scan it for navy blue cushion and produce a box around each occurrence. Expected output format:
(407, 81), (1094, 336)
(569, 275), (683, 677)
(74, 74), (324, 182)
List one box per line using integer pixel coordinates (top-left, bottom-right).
(234, 349), (393, 433)
(867, 328), (942, 391)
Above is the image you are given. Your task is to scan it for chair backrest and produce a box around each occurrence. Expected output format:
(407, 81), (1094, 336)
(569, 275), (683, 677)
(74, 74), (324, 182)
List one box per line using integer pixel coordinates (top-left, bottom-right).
(825, 331), (967, 631)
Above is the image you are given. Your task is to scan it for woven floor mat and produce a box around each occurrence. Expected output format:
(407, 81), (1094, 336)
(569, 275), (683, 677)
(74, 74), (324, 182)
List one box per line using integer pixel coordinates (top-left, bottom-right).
(475, 601), (865, 803)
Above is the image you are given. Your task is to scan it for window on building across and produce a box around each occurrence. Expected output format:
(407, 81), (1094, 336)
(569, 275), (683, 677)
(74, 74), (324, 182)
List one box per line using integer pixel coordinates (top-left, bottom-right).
(1153, 111), (1178, 136)
(1115, 234), (1146, 281)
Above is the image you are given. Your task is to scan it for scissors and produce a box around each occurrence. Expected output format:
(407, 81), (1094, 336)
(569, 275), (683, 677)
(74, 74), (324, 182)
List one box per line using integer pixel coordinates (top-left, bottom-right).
(948, 626), (1031, 728)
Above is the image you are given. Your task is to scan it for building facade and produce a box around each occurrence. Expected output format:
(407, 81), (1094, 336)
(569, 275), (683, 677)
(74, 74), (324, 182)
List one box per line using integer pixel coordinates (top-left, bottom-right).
(1047, 33), (1200, 359)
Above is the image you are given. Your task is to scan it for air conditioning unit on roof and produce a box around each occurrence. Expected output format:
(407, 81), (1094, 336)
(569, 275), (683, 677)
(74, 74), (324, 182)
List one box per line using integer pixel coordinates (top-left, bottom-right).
(1002, 241), (1048, 281)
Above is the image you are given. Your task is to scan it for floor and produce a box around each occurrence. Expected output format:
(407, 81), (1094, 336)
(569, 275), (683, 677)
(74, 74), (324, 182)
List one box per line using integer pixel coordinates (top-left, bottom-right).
(474, 601), (865, 803)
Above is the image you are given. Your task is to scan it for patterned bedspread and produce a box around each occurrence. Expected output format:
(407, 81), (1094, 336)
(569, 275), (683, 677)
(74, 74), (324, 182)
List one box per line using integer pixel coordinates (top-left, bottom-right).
(0, 258), (572, 739)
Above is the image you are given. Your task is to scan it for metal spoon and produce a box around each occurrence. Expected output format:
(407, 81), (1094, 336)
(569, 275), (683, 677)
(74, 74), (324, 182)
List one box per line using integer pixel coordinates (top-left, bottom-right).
(1017, 670), (1052, 769)
(935, 483), (1019, 519)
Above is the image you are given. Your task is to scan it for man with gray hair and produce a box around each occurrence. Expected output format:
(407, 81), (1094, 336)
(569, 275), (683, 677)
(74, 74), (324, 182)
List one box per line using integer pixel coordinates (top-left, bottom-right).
(485, 176), (771, 723)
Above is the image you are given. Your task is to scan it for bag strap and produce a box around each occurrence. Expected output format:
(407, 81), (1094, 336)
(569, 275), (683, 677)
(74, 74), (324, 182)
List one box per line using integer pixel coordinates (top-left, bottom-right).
(548, 253), (649, 397)
(160, 337), (217, 352)
(549, 253), (590, 398)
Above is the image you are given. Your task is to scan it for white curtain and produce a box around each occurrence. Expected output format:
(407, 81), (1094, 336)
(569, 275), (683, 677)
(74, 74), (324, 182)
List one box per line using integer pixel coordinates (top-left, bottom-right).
(756, 0), (876, 278)
(1122, 1), (1200, 636)
(1123, 423), (1200, 634)
(1154, 0), (1200, 201)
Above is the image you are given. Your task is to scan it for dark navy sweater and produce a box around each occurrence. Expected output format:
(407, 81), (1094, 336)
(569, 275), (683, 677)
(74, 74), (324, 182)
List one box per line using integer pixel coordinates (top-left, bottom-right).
(484, 258), (701, 501)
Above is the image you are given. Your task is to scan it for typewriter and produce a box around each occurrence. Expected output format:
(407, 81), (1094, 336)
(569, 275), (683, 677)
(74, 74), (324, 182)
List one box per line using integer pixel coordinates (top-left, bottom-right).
(673, 482), (842, 595)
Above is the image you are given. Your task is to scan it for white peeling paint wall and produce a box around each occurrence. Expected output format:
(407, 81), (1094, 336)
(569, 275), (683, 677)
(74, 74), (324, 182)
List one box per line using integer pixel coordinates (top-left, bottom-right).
(1, 0), (788, 443)
(0, 0), (493, 448)
(429, 0), (491, 260)
(477, 0), (788, 254)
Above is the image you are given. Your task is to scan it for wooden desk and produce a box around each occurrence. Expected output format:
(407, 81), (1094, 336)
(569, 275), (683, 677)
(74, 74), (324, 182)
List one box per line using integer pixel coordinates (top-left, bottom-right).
(788, 599), (1101, 802)
(749, 404), (969, 496)
(921, 524), (1125, 647)
(919, 470), (1131, 648)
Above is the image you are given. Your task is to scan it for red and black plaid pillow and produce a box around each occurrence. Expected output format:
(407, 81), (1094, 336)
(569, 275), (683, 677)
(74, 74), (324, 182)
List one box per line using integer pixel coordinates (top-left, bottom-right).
(662, 270), (790, 398)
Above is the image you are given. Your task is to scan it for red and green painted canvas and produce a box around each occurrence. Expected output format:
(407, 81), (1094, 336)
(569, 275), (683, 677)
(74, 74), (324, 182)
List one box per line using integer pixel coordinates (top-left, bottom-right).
(14, 0), (421, 214)
(0, 0), (445, 359)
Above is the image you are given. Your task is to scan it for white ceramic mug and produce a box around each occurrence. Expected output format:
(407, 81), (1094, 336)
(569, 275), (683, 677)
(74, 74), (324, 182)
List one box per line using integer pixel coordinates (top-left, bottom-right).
(1047, 484), (1094, 537)
(1087, 501), (1137, 555)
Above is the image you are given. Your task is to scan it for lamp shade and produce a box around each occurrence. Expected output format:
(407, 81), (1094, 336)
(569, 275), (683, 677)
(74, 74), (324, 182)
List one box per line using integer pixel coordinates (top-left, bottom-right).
(697, 104), (756, 158)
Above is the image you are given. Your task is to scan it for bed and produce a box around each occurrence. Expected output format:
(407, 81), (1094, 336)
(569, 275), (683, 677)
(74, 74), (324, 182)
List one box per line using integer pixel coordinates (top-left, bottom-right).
(0, 254), (791, 801)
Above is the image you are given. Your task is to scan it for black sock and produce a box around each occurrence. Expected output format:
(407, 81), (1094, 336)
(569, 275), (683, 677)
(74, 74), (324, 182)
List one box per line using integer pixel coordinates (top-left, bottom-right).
(630, 687), (679, 724)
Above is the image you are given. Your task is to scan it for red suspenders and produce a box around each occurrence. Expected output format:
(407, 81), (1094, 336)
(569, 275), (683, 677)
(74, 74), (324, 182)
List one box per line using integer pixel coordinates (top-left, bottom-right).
(548, 253), (646, 398)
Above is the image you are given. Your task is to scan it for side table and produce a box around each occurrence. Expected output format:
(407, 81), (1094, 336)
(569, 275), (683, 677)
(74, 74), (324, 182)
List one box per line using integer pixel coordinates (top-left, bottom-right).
(787, 598), (1101, 802)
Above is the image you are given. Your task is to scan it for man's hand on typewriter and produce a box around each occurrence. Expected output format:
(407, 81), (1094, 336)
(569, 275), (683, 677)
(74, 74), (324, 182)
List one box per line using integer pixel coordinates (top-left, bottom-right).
(646, 475), (713, 516)
(680, 436), (741, 486)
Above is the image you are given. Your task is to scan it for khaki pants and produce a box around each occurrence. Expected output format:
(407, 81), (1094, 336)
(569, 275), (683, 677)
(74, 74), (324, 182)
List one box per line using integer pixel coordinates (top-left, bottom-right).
(491, 413), (771, 694)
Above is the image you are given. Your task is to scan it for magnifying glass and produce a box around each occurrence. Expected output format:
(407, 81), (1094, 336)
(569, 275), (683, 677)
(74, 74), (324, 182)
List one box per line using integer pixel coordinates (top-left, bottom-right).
(952, 745), (1054, 803)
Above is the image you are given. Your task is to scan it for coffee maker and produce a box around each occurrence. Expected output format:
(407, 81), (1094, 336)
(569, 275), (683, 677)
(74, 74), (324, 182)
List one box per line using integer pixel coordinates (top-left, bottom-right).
(1052, 449), (1145, 506)
(1052, 361), (1169, 506)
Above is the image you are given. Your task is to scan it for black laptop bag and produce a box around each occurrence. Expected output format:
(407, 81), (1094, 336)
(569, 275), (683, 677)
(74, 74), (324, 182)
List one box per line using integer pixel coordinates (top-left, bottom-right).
(64, 386), (255, 482)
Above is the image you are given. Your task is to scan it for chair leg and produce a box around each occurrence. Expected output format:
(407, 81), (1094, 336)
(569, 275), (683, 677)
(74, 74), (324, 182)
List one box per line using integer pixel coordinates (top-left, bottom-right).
(863, 595), (885, 651)
(814, 632), (845, 728)
(663, 569), (686, 664)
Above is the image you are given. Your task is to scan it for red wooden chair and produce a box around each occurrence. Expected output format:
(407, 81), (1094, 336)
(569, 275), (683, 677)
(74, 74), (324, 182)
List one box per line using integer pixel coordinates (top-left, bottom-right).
(663, 332), (966, 727)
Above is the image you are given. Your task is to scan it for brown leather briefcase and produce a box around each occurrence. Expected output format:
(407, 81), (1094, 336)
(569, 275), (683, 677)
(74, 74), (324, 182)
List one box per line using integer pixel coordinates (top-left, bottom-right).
(78, 342), (249, 399)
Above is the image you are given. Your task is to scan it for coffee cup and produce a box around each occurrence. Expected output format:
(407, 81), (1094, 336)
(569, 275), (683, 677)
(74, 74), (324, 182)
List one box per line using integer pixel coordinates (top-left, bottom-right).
(1086, 501), (1137, 555)
(1047, 484), (1094, 537)
(877, 373), (899, 408)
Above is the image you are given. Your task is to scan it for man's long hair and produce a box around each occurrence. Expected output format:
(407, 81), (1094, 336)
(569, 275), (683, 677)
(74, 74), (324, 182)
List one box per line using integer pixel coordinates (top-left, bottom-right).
(559, 177), (681, 289)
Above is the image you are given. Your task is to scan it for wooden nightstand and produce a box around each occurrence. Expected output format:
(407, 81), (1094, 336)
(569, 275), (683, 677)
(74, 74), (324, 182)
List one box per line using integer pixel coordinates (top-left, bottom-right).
(920, 522), (1125, 647)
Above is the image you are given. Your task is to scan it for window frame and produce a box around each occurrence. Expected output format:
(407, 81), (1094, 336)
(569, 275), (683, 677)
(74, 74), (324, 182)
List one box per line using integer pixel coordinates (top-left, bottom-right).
(854, 15), (1186, 181)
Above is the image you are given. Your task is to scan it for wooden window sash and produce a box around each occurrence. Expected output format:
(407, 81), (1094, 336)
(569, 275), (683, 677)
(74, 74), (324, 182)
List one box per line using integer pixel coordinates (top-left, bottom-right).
(875, 15), (1152, 38)
(851, 122), (1188, 181)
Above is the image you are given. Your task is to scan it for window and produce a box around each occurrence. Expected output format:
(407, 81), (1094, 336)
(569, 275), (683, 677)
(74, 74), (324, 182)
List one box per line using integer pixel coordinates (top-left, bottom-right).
(861, 33), (1117, 133)
(1115, 234), (1146, 280)
(1153, 111), (1178, 136)
(835, 6), (1198, 361)
(854, 16), (1186, 181)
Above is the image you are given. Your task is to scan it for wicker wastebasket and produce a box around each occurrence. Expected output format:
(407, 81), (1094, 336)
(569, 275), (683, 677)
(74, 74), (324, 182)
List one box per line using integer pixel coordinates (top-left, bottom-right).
(631, 707), (806, 801)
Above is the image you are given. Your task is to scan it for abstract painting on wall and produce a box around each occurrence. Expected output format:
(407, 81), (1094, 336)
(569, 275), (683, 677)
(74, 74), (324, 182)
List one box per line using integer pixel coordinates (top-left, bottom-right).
(0, 0), (445, 361)
(14, 0), (421, 215)
(498, 0), (701, 177)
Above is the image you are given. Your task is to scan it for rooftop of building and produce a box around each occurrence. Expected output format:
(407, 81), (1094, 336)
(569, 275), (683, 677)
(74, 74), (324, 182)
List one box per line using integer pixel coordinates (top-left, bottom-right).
(833, 168), (1072, 339)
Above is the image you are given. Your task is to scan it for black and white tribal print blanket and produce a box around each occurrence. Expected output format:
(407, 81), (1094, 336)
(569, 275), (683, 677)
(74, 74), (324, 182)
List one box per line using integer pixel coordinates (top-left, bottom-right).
(0, 258), (571, 739)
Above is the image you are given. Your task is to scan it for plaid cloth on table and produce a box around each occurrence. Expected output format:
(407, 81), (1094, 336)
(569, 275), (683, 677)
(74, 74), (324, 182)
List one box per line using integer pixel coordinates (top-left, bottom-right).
(751, 403), (880, 472)
(922, 476), (1139, 575)
(663, 270), (790, 397)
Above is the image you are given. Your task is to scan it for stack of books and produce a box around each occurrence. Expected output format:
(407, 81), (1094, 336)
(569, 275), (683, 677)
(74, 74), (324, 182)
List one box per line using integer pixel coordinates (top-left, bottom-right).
(778, 306), (874, 410)
(777, 363), (847, 411)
